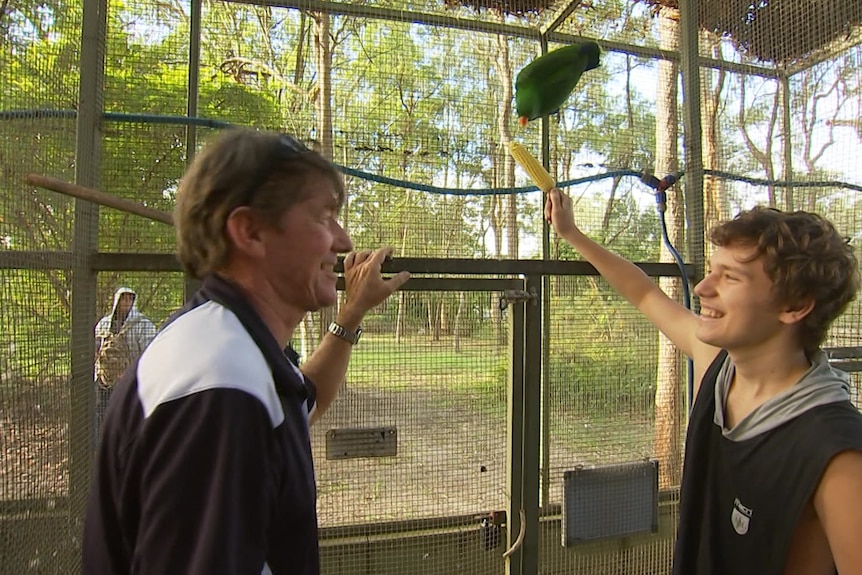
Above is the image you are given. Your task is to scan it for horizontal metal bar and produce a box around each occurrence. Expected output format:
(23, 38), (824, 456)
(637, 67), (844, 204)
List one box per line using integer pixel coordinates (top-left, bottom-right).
(6, 252), (693, 279)
(219, 0), (777, 81)
(696, 54), (781, 79)
(0, 497), (69, 517)
(390, 258), (692, 278)
(0, 252), (691, 278)
(548, 32), (780, 78)
(830, 360), (862, 373)
(221, 0), (540, 40)
(1, 486), (681, 527)
(336, 277), (523, 292)
(548, 31), (680, 62)
(91, 252), (181, 271)
(824, 346), (862, 359)
(318, 486), (681, 541)
(0, 251), (76, 270)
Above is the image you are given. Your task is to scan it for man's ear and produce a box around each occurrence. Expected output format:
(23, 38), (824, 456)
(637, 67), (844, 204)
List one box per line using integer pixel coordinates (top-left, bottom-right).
(779, 297), (815, 326)
(225, 206), (266, 259)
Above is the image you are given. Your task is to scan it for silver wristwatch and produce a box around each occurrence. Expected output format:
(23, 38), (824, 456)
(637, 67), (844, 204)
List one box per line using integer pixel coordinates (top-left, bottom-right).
(328, 322), (362, 345)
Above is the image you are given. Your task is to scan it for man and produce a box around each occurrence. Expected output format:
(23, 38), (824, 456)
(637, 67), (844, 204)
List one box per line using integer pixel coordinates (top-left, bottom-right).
(82, 128), (409, 575)
(545, 188), (862, 575)
(93, 287), (157, 430)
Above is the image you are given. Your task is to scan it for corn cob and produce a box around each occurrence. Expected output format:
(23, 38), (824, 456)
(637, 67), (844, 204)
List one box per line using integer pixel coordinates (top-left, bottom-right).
(508, 142), (555, 192)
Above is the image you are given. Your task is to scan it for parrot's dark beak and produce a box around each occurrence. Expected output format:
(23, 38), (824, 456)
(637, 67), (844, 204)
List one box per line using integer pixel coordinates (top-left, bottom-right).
(518, 116), (528, 127)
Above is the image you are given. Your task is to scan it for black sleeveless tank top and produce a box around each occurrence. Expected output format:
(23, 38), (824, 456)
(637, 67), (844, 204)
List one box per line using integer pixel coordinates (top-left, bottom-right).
(672, 350), (862, 575)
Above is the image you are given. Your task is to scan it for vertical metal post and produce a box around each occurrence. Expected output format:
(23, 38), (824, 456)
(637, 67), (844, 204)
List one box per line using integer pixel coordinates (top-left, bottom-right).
(505, 289), (525, 575)
(538, 32), (552, 513)
(781, 71), (794, 211)
(539, 32), (551, 265)
(186, 0), (201, 151)
(678, 0), (705, 284)
(521, 276), (543, 575)
(183, 0), (203, 301)
(70, 0), (106, 548)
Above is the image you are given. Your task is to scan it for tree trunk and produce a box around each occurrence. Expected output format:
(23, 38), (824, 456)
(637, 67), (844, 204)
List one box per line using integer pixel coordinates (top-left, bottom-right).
(494, 34), (517, 258)
(440, 297), (449, 335)
(312, 11), (334, 349)
(428, 295), (442, 342)
(654, 7), (683, 489)
(453, 291), (465, 353)
(491, 34), (515, 347)
(602, 55), (636, 239)
(739, 77), (780, 207)
(701, 32), (727, 230)
(395, 224), (408, 344)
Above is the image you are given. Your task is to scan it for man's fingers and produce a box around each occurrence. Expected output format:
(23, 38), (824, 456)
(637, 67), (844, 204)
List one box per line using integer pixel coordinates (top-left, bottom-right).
(386, 270), (411, 292)
(365, 247), (393, 269)
(356, 250), (376, 265)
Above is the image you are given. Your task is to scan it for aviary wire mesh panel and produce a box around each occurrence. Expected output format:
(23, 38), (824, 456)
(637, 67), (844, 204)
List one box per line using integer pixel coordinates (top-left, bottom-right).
(0, 269), (77, 575)
(97, 120), (186, 253)
(311, 288), (510, 575)
(542, 274), (681, 575)
(4, 0), (862, 574)
(0, 2), (82, 567)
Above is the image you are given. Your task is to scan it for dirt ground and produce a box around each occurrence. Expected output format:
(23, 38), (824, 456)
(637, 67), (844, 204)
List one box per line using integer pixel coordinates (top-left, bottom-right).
(0, 379), (70, 502)
(1, 381), (654, 530)
(312, 385), (654, 527)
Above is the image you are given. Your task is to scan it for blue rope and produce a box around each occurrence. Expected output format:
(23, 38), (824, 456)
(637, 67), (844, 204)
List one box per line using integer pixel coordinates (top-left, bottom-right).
(337, 166), (646, 196)
(4, 109), (861, 195)
(703, 169), (862, 193)
(655, 193), (695, 413)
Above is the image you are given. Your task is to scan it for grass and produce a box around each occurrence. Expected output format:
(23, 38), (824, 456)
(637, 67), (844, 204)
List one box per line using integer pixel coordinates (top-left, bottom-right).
(340, 334), (659, 444)
(346, 333), (507, 394)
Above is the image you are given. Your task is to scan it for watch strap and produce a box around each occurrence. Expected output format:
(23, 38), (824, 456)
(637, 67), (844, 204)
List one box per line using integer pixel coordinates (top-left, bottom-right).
(328, 321), (362, 345)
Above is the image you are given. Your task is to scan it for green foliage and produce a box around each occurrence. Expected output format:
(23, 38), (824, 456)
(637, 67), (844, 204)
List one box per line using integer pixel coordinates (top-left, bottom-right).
(5, 0), (856, 393)
(548, 335), (659, 417)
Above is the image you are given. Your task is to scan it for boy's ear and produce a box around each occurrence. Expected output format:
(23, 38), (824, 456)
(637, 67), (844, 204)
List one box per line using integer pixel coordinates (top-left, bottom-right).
(779, 298), (815, 325)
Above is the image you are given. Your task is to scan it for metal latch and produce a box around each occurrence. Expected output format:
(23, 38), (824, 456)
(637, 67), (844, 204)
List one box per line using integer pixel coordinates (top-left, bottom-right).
(499, 289), (537, 310)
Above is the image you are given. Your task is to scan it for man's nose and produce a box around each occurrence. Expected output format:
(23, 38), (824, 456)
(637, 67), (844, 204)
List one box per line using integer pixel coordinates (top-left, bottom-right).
(335, 223), (353, 253)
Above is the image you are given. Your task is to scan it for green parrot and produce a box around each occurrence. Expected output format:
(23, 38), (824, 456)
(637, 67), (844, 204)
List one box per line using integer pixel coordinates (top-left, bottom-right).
(515, 41), (601, 127)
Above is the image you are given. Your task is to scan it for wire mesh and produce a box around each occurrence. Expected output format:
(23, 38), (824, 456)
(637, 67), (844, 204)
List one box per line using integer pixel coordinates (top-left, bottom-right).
(1, 0), (83, 564)
(97, 121), (185, 253)
(311, 289), (510, 573)
(2, 0), (862, 574)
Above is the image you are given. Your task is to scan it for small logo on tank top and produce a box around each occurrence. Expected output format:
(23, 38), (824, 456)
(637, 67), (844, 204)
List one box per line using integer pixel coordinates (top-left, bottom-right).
(731, 498), (752, 535)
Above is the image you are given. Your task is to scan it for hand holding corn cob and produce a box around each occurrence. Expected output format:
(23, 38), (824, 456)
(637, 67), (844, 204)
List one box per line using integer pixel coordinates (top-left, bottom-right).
(544, 187), (581, 239)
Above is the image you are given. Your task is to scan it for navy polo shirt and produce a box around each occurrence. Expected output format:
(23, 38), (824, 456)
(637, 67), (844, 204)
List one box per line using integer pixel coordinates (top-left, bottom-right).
(83, 275), (319, 575)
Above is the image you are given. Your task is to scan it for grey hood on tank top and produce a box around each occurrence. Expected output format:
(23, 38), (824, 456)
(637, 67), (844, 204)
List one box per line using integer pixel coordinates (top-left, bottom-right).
(714, 350), (852, 441)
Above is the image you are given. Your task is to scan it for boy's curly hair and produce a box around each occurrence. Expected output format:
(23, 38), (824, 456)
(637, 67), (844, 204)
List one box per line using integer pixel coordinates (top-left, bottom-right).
(709, 206), (860, 354)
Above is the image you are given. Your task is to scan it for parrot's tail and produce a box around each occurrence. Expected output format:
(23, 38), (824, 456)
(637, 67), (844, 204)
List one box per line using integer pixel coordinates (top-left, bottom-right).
(518, 116), (528, 127)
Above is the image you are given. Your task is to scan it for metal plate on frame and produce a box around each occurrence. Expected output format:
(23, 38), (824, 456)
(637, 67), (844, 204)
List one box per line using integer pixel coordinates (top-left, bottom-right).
(561, 459), (659, 546)
(325, 426), (397, 460)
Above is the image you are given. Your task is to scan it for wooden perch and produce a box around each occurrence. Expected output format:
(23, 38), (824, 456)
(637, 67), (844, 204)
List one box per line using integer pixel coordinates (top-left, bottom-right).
(25, 174), (174, 226)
